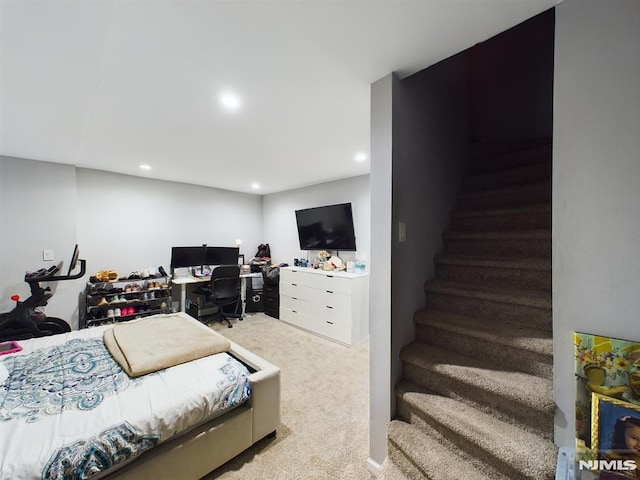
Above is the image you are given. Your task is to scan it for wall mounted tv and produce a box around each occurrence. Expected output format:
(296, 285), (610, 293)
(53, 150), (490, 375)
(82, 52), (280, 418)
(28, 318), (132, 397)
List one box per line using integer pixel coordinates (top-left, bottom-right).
(295, 202), (357, 251)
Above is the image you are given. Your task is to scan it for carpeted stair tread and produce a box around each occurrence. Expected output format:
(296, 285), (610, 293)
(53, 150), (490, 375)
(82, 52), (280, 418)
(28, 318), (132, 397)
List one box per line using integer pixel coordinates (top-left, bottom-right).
(376, 457), (411, 480)
(395, 384), (557, 480)
(433, 254), (551, 291)
(434, 254), (551, 271)
(469, 143), (552, 173)
(456, 180), (551, 211)
(469, 138), (551, 164)
(450, 203), (551, 231)
(443, 228), (551, 241)
(387, 420), (498, 480)
(423, 279), (551, 309)
(400, 341), (554, 414)
(463, 160), (551, 192)
(452, 202), (550, 219)
(414, 308), (552, 357)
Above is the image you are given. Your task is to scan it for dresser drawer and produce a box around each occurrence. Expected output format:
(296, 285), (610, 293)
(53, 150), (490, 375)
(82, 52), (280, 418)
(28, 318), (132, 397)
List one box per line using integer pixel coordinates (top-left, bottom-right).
(315, 290), (351, 310)
(280, 282), (314, 301)
(314, 318), (352, 345)
(306, 273), (352, 295)
(280, 307), (311, 329)
(312, 302), (350, 328)
(280, 295), (311, 316)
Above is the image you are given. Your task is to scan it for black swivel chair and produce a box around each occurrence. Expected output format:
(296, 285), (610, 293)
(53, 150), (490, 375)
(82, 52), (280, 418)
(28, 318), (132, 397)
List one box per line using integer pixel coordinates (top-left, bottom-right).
(199, 265), (242, 328)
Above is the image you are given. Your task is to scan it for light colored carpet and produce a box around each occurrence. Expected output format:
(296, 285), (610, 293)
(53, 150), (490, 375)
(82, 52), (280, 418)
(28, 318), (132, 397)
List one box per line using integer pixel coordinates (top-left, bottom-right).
(204, 313), (374, 480)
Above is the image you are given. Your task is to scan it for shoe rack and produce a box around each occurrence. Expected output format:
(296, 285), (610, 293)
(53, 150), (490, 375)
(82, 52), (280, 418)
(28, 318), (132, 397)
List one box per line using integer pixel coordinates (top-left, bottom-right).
(79, 276), (172, 328)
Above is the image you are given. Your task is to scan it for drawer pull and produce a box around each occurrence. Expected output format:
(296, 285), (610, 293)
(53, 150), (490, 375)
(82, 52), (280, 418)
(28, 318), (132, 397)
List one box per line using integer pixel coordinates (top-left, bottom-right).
(326, 275), (334, 278)
(292, 283), (298, 286)
(292, 297), (298, 300)
(326, 290), (334, 294)
(292, 310), (298, 314)
(326, 305), (334, 309)
(326, 321), (334, 325)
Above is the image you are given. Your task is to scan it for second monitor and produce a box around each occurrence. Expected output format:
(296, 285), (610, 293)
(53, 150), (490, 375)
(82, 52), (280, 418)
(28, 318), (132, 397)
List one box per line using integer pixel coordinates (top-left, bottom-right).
(205, 246), (240, 267)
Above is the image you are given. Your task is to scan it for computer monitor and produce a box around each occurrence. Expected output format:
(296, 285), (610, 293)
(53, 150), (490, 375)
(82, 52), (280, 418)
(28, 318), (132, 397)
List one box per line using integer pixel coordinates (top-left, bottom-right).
(67, 244), (80, 275)
(205, 246), (240, 266)
(170, 246), (206, 270)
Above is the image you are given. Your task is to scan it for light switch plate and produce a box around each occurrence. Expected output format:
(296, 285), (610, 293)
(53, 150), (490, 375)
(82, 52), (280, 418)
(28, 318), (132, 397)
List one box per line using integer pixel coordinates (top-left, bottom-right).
(43, 250), (54, 261)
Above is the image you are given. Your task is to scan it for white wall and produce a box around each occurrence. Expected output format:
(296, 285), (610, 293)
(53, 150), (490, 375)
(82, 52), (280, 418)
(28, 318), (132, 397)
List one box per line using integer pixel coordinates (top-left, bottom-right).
(0, 160), (263, 329)
(261, 175), (370, 266)
(0, 156), (80, 321)
(553, 0), (640, 446)
(76, 168), (262, 275)
(369, 73), (395, 468)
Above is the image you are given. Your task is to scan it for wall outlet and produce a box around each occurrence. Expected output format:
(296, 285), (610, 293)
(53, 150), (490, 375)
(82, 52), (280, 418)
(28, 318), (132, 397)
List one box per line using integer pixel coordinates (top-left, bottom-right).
(43, 249), (54, 261)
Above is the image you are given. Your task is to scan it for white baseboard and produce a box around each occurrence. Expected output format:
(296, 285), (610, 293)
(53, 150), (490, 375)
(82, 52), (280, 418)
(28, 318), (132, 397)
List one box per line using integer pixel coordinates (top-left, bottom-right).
(367, 457), (381, 476)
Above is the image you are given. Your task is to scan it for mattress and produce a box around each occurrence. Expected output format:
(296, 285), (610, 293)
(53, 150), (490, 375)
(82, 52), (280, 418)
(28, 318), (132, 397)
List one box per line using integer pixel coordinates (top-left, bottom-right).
(0, 324), (251, 480)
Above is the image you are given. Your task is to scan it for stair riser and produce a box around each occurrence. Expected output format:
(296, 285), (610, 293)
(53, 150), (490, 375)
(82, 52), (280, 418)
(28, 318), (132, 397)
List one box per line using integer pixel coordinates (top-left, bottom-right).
(450, 211), (550, 232)
(396, 399), (528, 480)
(457, 186), (550, 211)
(463, 162), (551, 192)
(386, 442), (431, 480)
(470, 146), (552, 174)
(415, 323), (553, 380)
(443, 237), (550, 258)
(424, 291), (551, 330)
(434, 263), (551, 291)
(401, 363), (554, 440)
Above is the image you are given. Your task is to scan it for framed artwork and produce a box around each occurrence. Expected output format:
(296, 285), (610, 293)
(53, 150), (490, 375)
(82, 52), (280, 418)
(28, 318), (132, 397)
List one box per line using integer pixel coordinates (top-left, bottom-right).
(590, 393), (640, 479)
(575, 332), (640, 450)
(592, 393), (640, 452)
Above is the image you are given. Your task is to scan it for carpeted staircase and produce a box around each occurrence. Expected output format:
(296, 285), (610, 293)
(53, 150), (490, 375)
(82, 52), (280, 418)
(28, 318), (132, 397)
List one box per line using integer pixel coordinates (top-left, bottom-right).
(378, 140), (556, 480)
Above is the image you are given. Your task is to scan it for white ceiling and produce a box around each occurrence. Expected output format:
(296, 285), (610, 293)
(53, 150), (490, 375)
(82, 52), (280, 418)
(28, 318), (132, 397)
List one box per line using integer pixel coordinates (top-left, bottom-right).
(0, 0), (559, 195)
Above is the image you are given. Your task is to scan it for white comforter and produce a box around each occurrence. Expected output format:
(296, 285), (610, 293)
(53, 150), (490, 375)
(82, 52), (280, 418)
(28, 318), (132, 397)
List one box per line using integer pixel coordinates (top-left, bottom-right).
(0, 324), (251, 480)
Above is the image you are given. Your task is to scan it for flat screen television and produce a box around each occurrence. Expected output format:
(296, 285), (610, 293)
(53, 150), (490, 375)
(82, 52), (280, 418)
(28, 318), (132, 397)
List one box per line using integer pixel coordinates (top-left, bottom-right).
(295, 203), (357, 251)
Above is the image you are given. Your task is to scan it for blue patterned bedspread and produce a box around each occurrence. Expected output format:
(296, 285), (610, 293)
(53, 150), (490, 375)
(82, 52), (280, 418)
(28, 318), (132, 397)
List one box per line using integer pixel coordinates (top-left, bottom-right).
(0, 326), (251, 480)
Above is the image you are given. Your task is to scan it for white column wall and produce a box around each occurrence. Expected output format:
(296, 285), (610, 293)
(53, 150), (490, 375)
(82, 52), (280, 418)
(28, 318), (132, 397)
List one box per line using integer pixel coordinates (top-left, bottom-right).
(553, 0), (640, 446)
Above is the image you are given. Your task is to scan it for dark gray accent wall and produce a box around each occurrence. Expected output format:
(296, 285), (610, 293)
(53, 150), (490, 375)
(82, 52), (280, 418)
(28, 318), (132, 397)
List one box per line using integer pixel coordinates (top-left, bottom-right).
(390, 54), (469, 409)
(467, 9), (555, 142)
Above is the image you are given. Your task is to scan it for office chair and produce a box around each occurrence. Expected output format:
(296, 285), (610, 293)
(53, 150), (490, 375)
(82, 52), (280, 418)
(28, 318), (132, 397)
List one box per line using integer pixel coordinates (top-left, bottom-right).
(200, 265), (242, 328)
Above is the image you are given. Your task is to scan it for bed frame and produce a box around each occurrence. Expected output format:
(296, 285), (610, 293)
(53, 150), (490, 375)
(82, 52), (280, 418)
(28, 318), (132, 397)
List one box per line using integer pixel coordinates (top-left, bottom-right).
(102, 333), (281, 479)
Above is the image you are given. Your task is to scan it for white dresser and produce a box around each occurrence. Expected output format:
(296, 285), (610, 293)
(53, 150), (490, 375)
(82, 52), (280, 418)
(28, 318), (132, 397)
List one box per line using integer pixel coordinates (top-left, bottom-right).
(279, 266), (369, 346)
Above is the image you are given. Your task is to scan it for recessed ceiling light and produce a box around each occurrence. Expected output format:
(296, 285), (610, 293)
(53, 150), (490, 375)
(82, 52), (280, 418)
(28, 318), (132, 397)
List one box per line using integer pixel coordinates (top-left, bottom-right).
(220, 91), (242, 111)
(140, 164), (152, 170)
(354, 152), (367, 162)
(251, 182), (260, 190)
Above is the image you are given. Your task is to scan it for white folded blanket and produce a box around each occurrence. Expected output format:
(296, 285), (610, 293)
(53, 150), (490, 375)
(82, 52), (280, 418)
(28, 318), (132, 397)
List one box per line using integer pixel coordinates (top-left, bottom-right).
(103, 313), (230, 377)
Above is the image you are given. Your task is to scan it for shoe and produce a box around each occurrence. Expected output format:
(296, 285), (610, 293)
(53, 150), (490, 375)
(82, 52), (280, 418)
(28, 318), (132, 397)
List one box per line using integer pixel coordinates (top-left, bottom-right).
(158, 266), (168, 277)
(114, 308), (121, 317)
(107, 309), (114, 318)
(98, 297), (108, 306)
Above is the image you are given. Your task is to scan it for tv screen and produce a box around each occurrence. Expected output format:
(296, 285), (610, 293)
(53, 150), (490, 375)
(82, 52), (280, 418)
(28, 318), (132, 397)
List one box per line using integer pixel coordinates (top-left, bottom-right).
(295, 203), (357, 251)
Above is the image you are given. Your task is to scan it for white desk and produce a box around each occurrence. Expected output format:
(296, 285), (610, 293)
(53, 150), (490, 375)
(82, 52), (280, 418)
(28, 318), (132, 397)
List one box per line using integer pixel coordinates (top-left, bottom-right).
(171, 273), (259, 315)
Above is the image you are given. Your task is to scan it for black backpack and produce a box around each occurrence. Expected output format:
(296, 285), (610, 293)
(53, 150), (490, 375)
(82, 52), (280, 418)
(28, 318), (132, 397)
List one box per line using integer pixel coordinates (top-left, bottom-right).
(255, 244), (271, 259)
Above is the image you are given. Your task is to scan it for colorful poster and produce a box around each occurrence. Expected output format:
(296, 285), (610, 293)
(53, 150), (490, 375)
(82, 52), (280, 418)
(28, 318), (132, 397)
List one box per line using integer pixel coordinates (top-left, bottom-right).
(575, 332), (640, 450)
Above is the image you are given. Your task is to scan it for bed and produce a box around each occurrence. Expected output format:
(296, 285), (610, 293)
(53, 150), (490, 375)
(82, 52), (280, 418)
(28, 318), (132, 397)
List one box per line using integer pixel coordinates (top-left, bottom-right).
(0, 312), (281, 480)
